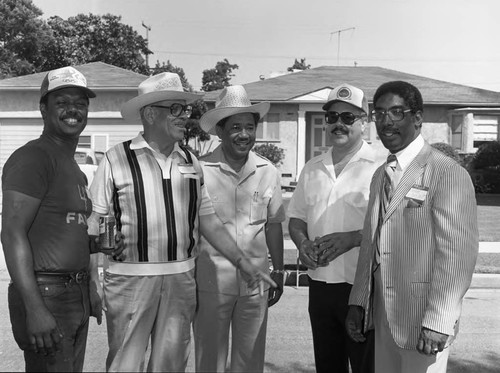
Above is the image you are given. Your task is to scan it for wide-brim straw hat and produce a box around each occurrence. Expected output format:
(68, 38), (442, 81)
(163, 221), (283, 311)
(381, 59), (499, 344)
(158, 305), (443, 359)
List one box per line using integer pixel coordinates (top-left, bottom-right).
(121, 72), (204, 122)
(199, 85), (270, 132)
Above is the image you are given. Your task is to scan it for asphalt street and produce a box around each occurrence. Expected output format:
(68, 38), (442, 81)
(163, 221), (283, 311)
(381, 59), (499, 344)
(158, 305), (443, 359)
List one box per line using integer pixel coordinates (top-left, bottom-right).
(0, 273), (499, 372)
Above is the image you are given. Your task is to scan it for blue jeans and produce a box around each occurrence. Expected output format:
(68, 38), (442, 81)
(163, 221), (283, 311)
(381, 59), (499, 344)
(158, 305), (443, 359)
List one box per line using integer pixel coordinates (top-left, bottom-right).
(8, 279), (90, 372)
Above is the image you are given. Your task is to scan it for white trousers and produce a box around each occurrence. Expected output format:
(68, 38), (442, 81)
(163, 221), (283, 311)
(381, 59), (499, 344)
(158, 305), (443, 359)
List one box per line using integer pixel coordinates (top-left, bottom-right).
(103, 270), (196, 372)
(373, 268), (449, 373)
(193, 290), (269, 372)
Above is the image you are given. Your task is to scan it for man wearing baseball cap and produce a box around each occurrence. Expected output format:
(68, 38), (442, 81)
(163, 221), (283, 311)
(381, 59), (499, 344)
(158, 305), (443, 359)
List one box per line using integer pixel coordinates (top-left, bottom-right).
(89, 73), (276, 372)
(288, 83), (381, 373)
(1, 66), (112, 371)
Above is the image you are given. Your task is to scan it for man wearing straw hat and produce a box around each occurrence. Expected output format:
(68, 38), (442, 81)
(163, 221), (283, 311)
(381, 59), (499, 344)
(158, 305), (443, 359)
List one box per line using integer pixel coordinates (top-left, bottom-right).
(193, 85), (285, 372)
(89, 73), (275, 372)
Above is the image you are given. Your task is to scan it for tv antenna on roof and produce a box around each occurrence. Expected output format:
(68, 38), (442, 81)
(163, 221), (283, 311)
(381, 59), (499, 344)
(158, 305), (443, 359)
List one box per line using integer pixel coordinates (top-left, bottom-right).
(330, 27), (355, 66)
(142, 21), (152, 69)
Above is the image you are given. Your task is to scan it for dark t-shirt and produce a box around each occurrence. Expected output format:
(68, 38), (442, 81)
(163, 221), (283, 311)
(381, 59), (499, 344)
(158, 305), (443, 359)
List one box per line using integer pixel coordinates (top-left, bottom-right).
(2, 135), (92, 272)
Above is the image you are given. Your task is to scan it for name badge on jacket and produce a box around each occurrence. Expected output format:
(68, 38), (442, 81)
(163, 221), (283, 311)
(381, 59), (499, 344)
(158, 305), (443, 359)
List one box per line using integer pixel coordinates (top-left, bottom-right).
(406, 185), (428, 207)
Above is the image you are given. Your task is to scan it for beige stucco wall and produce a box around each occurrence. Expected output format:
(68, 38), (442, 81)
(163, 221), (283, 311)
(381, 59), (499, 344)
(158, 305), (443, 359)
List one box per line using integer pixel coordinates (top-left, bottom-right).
(257, 103), (299, 182)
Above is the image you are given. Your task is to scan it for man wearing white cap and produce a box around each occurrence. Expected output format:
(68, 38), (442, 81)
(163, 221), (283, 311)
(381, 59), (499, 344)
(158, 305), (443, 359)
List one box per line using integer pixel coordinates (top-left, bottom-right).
(288, 83), (380, 373)
(2, 66), (108, 371)
(89, 73), (276, 372)
(193, 85), (285, 372)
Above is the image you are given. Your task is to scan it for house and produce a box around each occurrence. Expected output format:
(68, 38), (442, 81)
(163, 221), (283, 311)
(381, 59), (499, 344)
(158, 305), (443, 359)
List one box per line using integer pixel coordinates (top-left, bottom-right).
(203, 66), (500, 186)
(2, 63), (500, 199)
(0, 62), (148, 210)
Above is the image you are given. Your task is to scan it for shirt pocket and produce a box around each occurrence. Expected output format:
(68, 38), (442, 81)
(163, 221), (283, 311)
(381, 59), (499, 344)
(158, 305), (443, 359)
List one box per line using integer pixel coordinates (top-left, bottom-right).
(250, 197), (269, 225)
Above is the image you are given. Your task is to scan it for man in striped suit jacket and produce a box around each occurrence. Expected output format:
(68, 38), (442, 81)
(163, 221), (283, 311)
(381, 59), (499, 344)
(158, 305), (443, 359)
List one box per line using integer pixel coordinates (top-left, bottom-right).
(346, 81), (478, 373)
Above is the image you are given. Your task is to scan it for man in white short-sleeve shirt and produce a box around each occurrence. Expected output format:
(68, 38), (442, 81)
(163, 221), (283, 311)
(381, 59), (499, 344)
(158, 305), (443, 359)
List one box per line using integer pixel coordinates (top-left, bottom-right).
(288, 83), (383, 373)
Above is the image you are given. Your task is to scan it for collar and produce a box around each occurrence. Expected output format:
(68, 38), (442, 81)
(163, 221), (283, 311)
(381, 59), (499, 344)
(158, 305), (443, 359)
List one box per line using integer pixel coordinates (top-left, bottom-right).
(203, 145), (268, 173)
(392, 135), (424, 172)
(310, 140), (377, 166)
(129, 132), (188, 161)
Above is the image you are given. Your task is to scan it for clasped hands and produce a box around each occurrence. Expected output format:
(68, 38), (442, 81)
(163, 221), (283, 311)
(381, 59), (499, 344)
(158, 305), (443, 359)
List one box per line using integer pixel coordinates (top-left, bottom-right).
(298, 231), (358, 269)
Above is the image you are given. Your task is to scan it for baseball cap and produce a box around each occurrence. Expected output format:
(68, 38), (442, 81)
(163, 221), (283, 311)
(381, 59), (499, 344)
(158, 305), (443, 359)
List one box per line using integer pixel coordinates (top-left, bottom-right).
(322, 83), (368, 114)
(40, 66), (96, 100)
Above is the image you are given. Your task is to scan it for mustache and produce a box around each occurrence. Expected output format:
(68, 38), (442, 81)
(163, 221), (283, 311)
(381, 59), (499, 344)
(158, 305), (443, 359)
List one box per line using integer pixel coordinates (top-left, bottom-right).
(330, 125), (349, 134)
(380, 127), (400, 133)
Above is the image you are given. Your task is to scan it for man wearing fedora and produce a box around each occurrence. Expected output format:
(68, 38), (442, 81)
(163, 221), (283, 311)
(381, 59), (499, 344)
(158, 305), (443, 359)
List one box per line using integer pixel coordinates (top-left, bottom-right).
(193, 85), (285, 372)
(89, 73), (276, 372)
(288, 83), (380, 373)
(1, 66), (109, 371)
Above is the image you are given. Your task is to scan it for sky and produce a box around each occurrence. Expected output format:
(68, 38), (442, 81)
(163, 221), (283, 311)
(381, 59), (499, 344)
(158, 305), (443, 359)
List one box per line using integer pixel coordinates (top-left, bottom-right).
(32, 0), (500, 92)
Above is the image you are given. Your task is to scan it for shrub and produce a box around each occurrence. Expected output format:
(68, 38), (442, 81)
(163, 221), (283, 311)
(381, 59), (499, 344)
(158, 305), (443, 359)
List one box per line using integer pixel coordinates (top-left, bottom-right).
(470, 141), (500, 193)
(252, 143), (285, 167)
(472, 141), (500, 170)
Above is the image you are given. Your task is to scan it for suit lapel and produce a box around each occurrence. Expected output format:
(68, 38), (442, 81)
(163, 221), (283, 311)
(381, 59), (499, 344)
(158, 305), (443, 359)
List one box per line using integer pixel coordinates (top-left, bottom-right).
(383, 143), (432, 221)
(370, 167), (384, 241)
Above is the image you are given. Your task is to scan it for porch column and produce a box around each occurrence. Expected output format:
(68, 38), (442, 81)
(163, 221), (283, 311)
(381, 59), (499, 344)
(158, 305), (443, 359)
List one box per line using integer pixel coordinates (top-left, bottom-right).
(297, 110), (306, 177)
(463, 112), (474, 152)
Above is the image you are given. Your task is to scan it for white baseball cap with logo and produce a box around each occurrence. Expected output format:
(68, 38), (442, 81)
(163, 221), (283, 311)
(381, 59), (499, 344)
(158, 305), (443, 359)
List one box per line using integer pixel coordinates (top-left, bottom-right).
(40, 66), (96, 100)
(322, 83), (368, 114)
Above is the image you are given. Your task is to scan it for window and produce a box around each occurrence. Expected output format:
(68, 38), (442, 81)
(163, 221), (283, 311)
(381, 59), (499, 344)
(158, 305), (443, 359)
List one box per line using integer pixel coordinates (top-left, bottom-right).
(257, 113), (280, 141)
(78, 135), (91, 148)
(473, 114), (499, 148)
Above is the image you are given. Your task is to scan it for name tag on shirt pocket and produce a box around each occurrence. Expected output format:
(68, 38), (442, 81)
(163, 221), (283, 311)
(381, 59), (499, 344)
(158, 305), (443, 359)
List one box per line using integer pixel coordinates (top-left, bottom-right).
(178, 164), (199, 179)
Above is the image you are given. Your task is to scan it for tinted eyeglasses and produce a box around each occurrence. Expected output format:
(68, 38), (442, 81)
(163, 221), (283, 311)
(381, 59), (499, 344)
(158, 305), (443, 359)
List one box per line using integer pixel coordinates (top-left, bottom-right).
(325, 111), (365, 126)
(151, 103), (193, 117)
(371, 108), (412, 122)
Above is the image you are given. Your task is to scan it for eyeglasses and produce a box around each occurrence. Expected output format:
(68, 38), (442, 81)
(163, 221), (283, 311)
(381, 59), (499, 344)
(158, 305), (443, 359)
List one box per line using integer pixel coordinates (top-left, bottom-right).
(150, 103), (193, 117)
(325, 111), (365, 126)
(371, 108), (412, 122)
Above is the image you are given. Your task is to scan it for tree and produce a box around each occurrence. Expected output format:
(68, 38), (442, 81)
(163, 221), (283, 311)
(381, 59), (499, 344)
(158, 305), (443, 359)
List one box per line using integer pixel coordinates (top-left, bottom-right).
(0, 0), (54, 78)
(44, 13), (151, 74)
(201, 58), (238, 92)
(287, 58), (311, 72)
(151, 60), (193, 92)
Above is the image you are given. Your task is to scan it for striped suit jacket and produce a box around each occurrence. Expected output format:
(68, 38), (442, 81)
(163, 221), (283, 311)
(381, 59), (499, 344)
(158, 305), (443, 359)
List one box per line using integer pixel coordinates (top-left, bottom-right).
(349, 142), (479, 349)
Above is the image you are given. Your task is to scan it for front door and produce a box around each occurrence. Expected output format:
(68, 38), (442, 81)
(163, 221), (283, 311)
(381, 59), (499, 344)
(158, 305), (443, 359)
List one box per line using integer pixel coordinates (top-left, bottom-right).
(310, 113), (332, 158)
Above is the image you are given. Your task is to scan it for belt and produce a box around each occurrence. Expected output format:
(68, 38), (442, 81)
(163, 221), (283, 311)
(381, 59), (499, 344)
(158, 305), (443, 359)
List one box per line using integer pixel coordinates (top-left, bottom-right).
(35, 271), (89, 285)
(106, 257), (195, 276)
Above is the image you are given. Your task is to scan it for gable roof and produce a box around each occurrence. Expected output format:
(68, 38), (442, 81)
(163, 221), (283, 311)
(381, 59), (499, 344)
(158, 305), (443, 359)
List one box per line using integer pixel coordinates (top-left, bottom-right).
(204, 66), (500, 107)
(0, 62), (148, 91)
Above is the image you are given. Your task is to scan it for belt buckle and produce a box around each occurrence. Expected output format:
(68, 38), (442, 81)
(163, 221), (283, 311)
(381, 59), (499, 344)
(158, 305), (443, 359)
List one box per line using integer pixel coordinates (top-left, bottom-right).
(73, 271), (86, 284)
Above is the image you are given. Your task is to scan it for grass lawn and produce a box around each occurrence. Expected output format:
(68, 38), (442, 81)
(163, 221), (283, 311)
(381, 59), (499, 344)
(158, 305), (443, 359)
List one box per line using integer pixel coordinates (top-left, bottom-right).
(476, 194), (500, 242)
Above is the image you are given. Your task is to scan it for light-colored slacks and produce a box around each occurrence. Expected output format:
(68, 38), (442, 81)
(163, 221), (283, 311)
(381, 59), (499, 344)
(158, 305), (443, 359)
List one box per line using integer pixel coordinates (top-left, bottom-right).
(103, 269), (196, 372)
(374, 268), (449, 373)
(193, 290), (269, 373)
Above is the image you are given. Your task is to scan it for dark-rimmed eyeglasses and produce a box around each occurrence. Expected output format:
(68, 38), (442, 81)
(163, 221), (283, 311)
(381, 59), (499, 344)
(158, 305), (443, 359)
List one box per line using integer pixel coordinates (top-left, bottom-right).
(325, 111), (365, 126)
(371, 108), (412, 122)
(151, 103), (193, 117)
